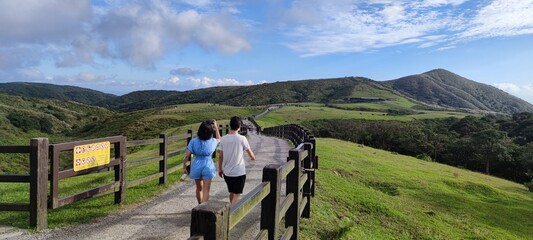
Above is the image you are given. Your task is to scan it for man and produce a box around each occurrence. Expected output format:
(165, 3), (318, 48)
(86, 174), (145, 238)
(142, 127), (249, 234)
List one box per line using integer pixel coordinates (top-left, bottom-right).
(218, 116), (256, 204)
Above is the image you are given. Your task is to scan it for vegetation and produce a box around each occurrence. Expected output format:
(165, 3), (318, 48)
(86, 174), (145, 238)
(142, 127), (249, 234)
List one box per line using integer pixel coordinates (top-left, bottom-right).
(301, 112), (533, 184)
(300, 138), (533, 239)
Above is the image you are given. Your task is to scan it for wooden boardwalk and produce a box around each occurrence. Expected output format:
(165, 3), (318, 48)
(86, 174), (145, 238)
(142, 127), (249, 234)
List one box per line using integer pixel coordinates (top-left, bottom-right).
(10, 133), (292, 240)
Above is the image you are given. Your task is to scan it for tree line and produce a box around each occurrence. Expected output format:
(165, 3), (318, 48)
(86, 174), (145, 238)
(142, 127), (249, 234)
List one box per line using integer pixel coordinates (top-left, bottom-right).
(304, 112), (533, 185)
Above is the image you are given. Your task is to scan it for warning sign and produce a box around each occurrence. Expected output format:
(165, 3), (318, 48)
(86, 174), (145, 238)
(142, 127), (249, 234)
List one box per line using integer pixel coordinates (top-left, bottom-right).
(73, 141), (111, 171)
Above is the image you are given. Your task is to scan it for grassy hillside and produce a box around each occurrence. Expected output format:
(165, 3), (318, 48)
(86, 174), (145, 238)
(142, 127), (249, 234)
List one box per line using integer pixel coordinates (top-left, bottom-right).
(255, 105), (470, 128)
(0, 93), (115, 173)
(301, 138), (533, 239)
(384, 69), (533, 114)
(0, 82), (116, 105)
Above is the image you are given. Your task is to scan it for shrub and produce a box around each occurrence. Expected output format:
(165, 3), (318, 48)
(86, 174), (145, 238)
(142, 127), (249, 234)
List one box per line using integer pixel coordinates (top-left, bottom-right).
(525, 181), (533, 192)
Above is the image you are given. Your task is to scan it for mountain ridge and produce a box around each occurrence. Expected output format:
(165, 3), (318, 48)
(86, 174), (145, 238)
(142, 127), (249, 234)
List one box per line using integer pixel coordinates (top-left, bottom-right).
(1, 69), (532, 114)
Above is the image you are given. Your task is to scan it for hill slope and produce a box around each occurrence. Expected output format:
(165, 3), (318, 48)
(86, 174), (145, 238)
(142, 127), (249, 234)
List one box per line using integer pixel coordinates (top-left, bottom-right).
(383, 69), (533, 114)
(1, 69), (531, 114)
(303, 138), (533, 239)
(0, 82), (116, 105)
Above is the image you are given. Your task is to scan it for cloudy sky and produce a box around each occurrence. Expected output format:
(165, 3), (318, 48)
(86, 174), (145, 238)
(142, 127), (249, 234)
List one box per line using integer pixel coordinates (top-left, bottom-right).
(1, 0), (532, 104)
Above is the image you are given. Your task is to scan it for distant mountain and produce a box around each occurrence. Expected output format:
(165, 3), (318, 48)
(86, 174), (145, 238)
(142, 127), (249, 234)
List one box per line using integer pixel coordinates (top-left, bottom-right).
(0, 82), (117, 105)
(383, 69), (533, 114)
(101, 77), (370, 111)
(2, 69), (532, 114)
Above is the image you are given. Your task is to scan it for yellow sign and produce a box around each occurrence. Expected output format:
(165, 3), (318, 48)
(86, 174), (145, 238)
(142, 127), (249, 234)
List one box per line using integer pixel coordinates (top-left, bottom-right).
(73, 141), (111, 171)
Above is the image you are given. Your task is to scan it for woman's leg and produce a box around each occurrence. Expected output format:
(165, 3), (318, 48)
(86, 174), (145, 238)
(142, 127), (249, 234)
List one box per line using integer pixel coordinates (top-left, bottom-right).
(195, 179), (203, 204)
(202, 179), (212, 202)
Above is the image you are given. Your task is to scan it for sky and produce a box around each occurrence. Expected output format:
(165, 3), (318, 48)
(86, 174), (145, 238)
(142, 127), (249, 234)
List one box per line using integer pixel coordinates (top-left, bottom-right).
(0, 0), (532, 104)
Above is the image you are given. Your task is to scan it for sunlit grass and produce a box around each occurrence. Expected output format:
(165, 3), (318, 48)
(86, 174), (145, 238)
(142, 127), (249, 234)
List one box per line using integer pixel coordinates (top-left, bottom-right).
(300, 138), (533, 239)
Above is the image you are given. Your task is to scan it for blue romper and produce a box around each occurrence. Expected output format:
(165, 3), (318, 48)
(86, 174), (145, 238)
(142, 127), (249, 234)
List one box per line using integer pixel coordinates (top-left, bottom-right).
(188, 137), (218, 179)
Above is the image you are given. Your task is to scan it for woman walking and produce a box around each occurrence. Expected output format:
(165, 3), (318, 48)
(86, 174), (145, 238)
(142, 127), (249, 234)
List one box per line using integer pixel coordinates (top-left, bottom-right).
(183, 119), (220, 204)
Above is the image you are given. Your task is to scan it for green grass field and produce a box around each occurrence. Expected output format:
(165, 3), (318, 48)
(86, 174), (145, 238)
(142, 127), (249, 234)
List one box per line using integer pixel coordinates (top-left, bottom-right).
(300, 138), (533, 239)
(255, 105), (470, 128)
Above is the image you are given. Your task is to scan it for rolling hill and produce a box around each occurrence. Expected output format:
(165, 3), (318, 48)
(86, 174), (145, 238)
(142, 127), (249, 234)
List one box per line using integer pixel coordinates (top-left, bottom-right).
(384, 69), (533, 114)
(0, 82), (116, 105)
(1, 69), (532, 114)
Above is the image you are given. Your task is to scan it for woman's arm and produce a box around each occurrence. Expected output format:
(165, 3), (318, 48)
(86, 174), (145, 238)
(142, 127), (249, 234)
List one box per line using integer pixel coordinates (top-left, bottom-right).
(212, 119), (221, 143)
(183, 149), (191, 173)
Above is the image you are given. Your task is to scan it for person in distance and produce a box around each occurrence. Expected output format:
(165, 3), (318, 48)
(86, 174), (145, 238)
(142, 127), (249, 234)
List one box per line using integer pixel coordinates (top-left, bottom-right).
(183, 119), (220, 204)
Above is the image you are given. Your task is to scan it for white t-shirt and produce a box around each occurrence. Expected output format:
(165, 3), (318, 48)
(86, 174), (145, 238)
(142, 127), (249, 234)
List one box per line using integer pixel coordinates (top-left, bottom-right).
(219, 134), (251, 177)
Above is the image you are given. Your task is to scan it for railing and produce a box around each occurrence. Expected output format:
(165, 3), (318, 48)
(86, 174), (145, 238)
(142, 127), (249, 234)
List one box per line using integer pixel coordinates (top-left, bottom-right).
(0, 124), (245, 230)
(189, 124), (317, 240)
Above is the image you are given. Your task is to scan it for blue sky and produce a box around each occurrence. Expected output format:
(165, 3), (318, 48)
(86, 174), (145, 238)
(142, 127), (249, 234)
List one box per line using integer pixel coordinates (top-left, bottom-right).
(1, 0), (532, 104)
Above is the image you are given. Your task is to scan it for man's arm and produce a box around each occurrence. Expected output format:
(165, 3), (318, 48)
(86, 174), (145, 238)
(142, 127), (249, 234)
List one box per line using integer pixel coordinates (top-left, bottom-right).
(246, 148), (256, 160)
(218, 150), (224, 177)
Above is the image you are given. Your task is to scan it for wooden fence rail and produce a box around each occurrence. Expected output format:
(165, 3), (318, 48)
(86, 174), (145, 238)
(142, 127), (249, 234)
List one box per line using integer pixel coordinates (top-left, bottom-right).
(189, 123), (317, 240)
(0, 129), (201, 230)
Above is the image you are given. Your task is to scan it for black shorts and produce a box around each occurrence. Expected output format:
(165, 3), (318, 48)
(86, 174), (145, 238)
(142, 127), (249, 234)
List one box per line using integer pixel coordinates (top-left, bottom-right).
(224, 175), (246, 194)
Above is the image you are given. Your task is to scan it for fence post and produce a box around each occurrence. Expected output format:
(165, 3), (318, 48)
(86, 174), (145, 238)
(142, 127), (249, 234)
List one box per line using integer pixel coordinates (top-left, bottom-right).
(225, 124), (229, 135)
(114, 136), (126, 204)
(309, 136), (316, 197)
(286, 149), (301, 240)
(302, 143), (312, 218)
(261, 164), (281, 240)
(29, 138), (48, 231)
(159, 133), (168, 184)
(190, 201), (230, 240)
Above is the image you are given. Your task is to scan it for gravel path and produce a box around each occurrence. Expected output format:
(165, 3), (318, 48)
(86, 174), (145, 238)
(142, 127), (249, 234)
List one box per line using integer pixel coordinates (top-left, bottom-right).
(4, 132), (291, 240)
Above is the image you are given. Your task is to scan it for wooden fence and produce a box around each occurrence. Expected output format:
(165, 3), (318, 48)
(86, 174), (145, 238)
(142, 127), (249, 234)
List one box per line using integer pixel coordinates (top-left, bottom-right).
(0, 124), (247, 230)
(189, 124), (317, 240)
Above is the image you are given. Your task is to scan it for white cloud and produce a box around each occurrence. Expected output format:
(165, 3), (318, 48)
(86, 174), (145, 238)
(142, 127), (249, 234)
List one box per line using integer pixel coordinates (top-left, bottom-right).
(0, 0), (91, 44)
(281, 0), (533, 56)
(459, 0), (533, 40)
(0, 0), (250, 70)
(51, 72), (109, 84)
(187, 76), (254, 88)
(494, 83), (533, 104)
(170, 67), (202, 76)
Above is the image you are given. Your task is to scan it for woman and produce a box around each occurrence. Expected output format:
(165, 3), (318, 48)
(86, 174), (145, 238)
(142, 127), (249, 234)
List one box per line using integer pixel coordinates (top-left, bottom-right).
(183, 119), (220, 204)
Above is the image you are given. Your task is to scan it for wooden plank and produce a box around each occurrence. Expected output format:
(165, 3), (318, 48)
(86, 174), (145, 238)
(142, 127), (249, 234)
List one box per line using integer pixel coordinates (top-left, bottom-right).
(299, 174), (308, 191)
(278, 193), (294, 223)
(168, 148), (186, 158)
(0, 174), (30, 182)
(126, 156), (163, 168)
(187, 235), (204, 240)
(280, 226), (293, 240)
(255, 229), (268, 240)
(0, 146), (30, 153)
(29, 138), (48, 230)
(168, 133), (189, 143)
(261, 164), (281, 240)
(0, 203), (30, 211)
(126, 172), (164, 189)
(229, 182), (270, 230)
(190, 201), (229, 240)
(126, 138), (163, 147)
(299, 197), (308, 217)
(280, 161), (295, 180)
(167, 165), (180, 174)
(58, 158), (120, 179)
(57, 182), (115, 208)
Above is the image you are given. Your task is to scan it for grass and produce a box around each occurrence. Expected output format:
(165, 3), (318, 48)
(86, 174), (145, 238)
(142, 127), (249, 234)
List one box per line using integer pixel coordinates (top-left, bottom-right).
(255, 105), (471, 128)
(0, 140), (189, 229)
(300, 138), (533, 239)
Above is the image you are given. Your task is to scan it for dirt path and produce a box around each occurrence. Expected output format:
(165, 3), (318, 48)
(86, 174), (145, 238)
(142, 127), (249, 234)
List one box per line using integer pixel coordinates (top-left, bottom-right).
(5, 132), (291, 240)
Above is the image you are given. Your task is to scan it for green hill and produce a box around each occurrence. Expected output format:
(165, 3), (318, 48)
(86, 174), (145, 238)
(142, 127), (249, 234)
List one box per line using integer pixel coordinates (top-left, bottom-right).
(384, 69), (533, 114)
(0, 82), (116, 105)
(0, 93), (114, 173)
(302, 138), (533, 239)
